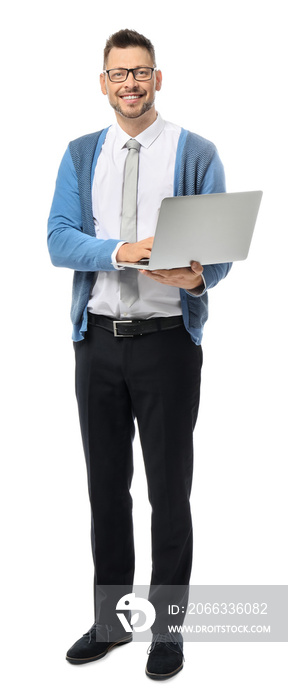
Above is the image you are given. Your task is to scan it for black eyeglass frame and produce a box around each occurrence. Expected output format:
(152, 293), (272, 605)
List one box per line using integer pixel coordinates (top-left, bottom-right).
(103, 67), (156, 83)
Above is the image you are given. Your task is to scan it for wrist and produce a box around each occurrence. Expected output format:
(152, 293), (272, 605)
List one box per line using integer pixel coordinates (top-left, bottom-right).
(185, 273), (206, 296)
(116, 242), (129, 263)
(190, 274), (204, 290)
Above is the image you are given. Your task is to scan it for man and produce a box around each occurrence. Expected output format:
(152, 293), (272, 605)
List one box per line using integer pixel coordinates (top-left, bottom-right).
(48, 28), (231, 680)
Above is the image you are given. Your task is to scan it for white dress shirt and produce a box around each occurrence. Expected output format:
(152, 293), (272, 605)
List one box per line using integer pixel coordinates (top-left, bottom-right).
(88, 114), (184, 319)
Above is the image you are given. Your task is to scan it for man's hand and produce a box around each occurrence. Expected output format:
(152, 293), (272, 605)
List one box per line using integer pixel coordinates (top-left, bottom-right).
(116, 237), (154, 263)
(139, 261), (204, 291)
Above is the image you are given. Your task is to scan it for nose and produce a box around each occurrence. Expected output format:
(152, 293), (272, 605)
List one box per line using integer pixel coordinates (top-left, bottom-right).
(123, 69), (139, 89)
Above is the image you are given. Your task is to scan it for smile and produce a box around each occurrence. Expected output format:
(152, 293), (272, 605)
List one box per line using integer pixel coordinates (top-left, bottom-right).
(120, 94), (144, 101)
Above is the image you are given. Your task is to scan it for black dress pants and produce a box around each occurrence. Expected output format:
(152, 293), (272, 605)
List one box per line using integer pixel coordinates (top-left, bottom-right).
(74, 317), (203, 634)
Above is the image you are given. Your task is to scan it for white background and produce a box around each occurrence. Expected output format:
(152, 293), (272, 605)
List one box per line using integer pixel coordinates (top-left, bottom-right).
(1, 0), (287, 698)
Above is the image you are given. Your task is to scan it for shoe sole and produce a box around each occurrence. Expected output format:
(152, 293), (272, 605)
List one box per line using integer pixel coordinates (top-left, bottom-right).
(145, 661), (184, 680)
(66, 634), (133, 665)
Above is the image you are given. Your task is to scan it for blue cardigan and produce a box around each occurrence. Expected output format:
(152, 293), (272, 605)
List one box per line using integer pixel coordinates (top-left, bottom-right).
(47, 126), (232, 344)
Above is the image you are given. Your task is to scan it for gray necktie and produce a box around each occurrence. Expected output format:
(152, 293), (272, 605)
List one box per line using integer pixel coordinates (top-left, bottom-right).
(120, 139), (140, 307)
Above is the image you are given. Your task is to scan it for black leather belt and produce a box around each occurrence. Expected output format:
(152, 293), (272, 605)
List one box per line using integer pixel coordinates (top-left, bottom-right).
(87, 312), (184, 337)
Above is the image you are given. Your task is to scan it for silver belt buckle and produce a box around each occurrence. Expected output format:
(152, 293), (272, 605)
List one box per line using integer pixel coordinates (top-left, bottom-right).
(113, 320), (134, 337)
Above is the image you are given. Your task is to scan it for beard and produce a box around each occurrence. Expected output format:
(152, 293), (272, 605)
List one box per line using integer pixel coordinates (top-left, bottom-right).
(108, 96), (155, 119)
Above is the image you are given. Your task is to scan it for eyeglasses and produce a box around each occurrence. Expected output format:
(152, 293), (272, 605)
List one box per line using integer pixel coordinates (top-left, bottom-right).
(104, 67), (155, 83)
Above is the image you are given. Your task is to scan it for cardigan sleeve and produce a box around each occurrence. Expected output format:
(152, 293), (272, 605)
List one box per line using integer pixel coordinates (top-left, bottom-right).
(186, 146), (232, 295)
(47, 146), (122, 272)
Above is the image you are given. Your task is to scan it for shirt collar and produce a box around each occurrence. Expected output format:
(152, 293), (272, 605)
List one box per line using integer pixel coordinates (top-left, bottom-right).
(115, 113), (165, 150)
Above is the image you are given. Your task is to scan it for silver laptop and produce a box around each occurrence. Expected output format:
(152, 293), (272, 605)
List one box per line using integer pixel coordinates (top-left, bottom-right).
(120, 191), (263, 269)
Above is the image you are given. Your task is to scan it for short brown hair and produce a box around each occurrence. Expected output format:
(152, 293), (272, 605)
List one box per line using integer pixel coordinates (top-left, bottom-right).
(103, 29), (156, 69)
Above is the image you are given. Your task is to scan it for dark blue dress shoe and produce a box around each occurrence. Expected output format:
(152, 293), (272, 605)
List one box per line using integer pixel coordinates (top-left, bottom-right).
(145, 632), (184, 680)
(66, 622), (133, 664)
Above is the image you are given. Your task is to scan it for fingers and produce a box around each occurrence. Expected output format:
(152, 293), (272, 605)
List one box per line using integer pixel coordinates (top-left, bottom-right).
(142, 236), (154, 249)
(116, 237), (154, 263)
(140, 265), (203, 290)
(190, 261), (203, 275)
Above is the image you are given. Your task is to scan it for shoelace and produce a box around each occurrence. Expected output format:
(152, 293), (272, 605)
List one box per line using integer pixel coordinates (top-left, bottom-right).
(147, 632), (184, 659)
(84, 623), (113, 644)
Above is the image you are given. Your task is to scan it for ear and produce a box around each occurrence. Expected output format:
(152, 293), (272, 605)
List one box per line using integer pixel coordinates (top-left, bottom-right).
(100, 73), (107, 96)
(155, 69), (162, 92)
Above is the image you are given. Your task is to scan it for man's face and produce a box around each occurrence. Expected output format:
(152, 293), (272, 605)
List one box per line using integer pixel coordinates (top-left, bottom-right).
(100, 46), (162, 122)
